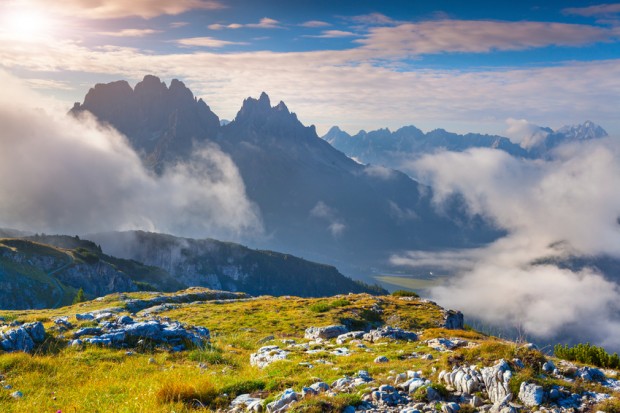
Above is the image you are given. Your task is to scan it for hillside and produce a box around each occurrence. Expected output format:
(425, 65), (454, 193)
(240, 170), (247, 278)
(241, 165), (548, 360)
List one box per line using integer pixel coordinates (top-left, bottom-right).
(0, 289), (617, 412)
(0, 233), (384, 309)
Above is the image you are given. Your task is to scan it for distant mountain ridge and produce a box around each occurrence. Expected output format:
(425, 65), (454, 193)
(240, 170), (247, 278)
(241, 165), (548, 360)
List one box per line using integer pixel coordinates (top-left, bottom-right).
(0, 232), (385, 309)
(71, 76), (501, 274)
(322, 121), (609, 169)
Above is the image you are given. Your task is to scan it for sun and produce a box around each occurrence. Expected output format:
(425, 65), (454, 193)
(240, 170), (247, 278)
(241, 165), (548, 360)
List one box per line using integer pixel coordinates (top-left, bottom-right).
(2, 8), (54, 41)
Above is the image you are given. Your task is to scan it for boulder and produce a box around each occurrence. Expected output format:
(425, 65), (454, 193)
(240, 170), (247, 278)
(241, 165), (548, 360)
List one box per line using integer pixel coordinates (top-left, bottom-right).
(304, 325), (348, 340)
(0, 322), (46, 353)
(481, 360), (512, 404)
(443, 310), (464, 329)
(266, 388), (298, 413)
(518, 382), (544, 407)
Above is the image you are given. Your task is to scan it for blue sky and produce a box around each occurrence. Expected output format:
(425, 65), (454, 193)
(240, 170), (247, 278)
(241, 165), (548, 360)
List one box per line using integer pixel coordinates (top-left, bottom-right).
(1, 0), (619, 136)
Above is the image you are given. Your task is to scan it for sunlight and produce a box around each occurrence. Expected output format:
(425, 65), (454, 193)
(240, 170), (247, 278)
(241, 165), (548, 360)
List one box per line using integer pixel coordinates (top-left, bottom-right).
(2, 7), (54, 41)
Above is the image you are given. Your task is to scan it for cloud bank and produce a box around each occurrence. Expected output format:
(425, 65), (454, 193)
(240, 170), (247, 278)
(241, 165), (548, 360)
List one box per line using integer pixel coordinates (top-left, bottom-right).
(0, 72), (262, 240)
(394, 137), (620, 350)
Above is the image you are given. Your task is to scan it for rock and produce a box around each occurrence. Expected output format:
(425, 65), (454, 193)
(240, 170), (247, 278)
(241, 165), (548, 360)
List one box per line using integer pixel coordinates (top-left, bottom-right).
(481, 360), (512, 404)
(542, 361), (556, 374)
(304, 325), (348, 340)
(426, 386), (441, 402)
(0, 322), (46, 353)
(309, 382), (329, 393)
(471, 395), (484, 407)
(75, 313), (95, 321)
(336, 331), (365, 344)
(549, 388), (560, 400)
(250, 346), (289, 368)
(70, 339), (83, 347)
(443, 310), (464, 329)
(408, 379), (427, 393)
(258, 335), (275, 344)
(363, 326), (417, 343)
(342, 406), (356, 413)
(395, 372), (408, 384)
(247, 400), (264, 412)
(443, 402), (460, 413)
(518, 382), (544, 407)
(231, 393), (263, 409)
(11, 390), (23, 399)
(427, 338), (467, 351)
(576, 366), (606, 382)
(512, 359), (525, 369)
(440, 365), (482, 395)
(375, 356), (389, 363)
(266, 388), (298, 413)
(117, 315), (134, 325)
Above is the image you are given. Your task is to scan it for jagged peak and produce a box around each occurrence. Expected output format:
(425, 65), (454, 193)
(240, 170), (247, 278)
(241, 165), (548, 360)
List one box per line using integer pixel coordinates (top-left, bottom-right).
(275, 100), (289, 113)
(258, 91), (271, 106)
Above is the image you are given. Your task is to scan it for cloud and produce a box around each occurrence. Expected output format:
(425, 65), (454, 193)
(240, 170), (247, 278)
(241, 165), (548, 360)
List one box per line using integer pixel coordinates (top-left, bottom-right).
(23, 78), (73, 90)
(98, 29), (160, 37)
(208, 18), (281, 30)
(357, 20), (616, 55)
(504, 118), (549, 149)
(170, 22), (190, 29)
(175, 37), (247, 48)
(394, 139), (620, 350)
(349, 13), (398, 26)
(363, 165), (395, 179)
(563, 3), (620, 17)
(38, 0), (224, 19)
(310, 201), (346, 237)
(305, 30), (357, 39)
(300, 20), (331, 28)
(1, 26), (620, 137)
(0, 71), (262, 240)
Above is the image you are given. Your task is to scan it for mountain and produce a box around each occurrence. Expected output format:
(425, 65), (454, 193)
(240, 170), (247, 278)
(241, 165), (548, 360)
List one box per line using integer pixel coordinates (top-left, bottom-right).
(72, 76), (501, 274)
(323, 121), (609, 168)
(71, 74), (220, 173)
(85, 230), (385, 297)
(323, 125), (527, 167)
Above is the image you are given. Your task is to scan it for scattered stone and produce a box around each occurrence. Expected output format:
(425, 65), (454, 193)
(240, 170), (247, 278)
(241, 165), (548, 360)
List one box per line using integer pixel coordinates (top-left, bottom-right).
(427, 338), (467, 351)
(11, 390), (23, 399)
(258, 335), (275, 344)
(374, 355), (389, 363)
(231, 393), (263, 410)
(518, 382), (544, 407)
(250, 346), (289, 368)
(310, 382), (329, 393)
(481, 360), (512, 404)
(363, 326), (418, 342)
(336, 331), (365, 344)
(266, 388), (298, 413)
(304, 325), (348, 340)
(542, 361), (556, 374)
(576, 366), (606, 382)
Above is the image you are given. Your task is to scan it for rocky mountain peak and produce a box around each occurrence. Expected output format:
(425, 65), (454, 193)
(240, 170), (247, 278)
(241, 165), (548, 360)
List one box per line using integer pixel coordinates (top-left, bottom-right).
(556, 120), (608, 140)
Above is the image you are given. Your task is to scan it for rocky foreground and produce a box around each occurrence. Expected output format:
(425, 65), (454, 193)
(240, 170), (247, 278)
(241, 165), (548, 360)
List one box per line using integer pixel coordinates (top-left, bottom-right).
(0, 288), (618, 412)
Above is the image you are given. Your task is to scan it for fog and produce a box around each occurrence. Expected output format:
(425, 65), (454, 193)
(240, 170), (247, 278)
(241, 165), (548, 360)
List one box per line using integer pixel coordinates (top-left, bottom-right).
(395, 136), (620, 350)
(0, 72), (262, 240)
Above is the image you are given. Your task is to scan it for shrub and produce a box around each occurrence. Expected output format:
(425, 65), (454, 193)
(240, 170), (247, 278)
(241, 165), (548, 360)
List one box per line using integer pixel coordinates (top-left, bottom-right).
(595, 397), (620, 413)
(309, 302), (331, 313)
(554, 343), (620, 369)
(220, 380), (265, 397)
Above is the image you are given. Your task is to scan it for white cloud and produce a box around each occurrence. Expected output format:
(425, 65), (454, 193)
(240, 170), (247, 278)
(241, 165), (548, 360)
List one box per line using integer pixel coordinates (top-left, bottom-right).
(209, 17), (281, 30)
(310, 201), (346, 238)
(357, 20), (616, 55)
(15, 0), (224, 20)
(0, 71), (262, 240)
(23, 78), (73, 90)
(170, 21), (190, 29)
(349, 13), (398, 26)
(98, 29), (160, 37)
(563, 3), (620, 17)
(504, 118), (549, 149)
(305, 30), (357, 38)
(300, 20), (331, 28)
(394, 139), (620, 349)
(175, 37), (247, 48)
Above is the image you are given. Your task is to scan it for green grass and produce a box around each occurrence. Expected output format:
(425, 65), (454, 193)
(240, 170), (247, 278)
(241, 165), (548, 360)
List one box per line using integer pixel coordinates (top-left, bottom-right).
(0, 288), (615, 412)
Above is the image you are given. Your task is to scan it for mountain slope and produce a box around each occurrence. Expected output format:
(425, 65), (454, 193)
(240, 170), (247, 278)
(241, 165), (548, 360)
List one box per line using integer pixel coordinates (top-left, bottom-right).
(71, 76), (501, 273)
(86, 230), (385, 297)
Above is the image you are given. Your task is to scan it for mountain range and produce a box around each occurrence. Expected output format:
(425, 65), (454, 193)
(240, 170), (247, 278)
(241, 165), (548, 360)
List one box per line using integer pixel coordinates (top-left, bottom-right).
(322, 121), (609, 171)
(71, 75), (501, 276)
(0, 231), (383, 309)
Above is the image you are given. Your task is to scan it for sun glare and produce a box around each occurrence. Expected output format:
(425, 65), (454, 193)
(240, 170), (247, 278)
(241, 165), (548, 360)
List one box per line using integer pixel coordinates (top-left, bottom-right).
(2, 8), (54, 41)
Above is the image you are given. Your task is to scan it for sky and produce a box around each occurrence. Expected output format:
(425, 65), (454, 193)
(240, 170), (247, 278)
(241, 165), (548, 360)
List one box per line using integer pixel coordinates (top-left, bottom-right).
(0, 0), (619, 136)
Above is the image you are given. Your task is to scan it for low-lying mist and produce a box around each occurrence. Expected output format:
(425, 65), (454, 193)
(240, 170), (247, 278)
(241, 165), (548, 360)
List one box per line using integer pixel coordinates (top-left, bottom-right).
(393, 137), (620, 350)
(0, 72), (262, 240)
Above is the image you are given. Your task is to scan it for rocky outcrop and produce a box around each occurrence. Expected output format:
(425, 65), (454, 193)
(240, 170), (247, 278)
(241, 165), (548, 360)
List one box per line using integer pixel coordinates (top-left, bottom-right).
(0, 322), (46, 353)
(123, 287), (250, 313)
(481, 359), (513, 404)
(443, 310), (464, 329)
(71, 316), (209, 350)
